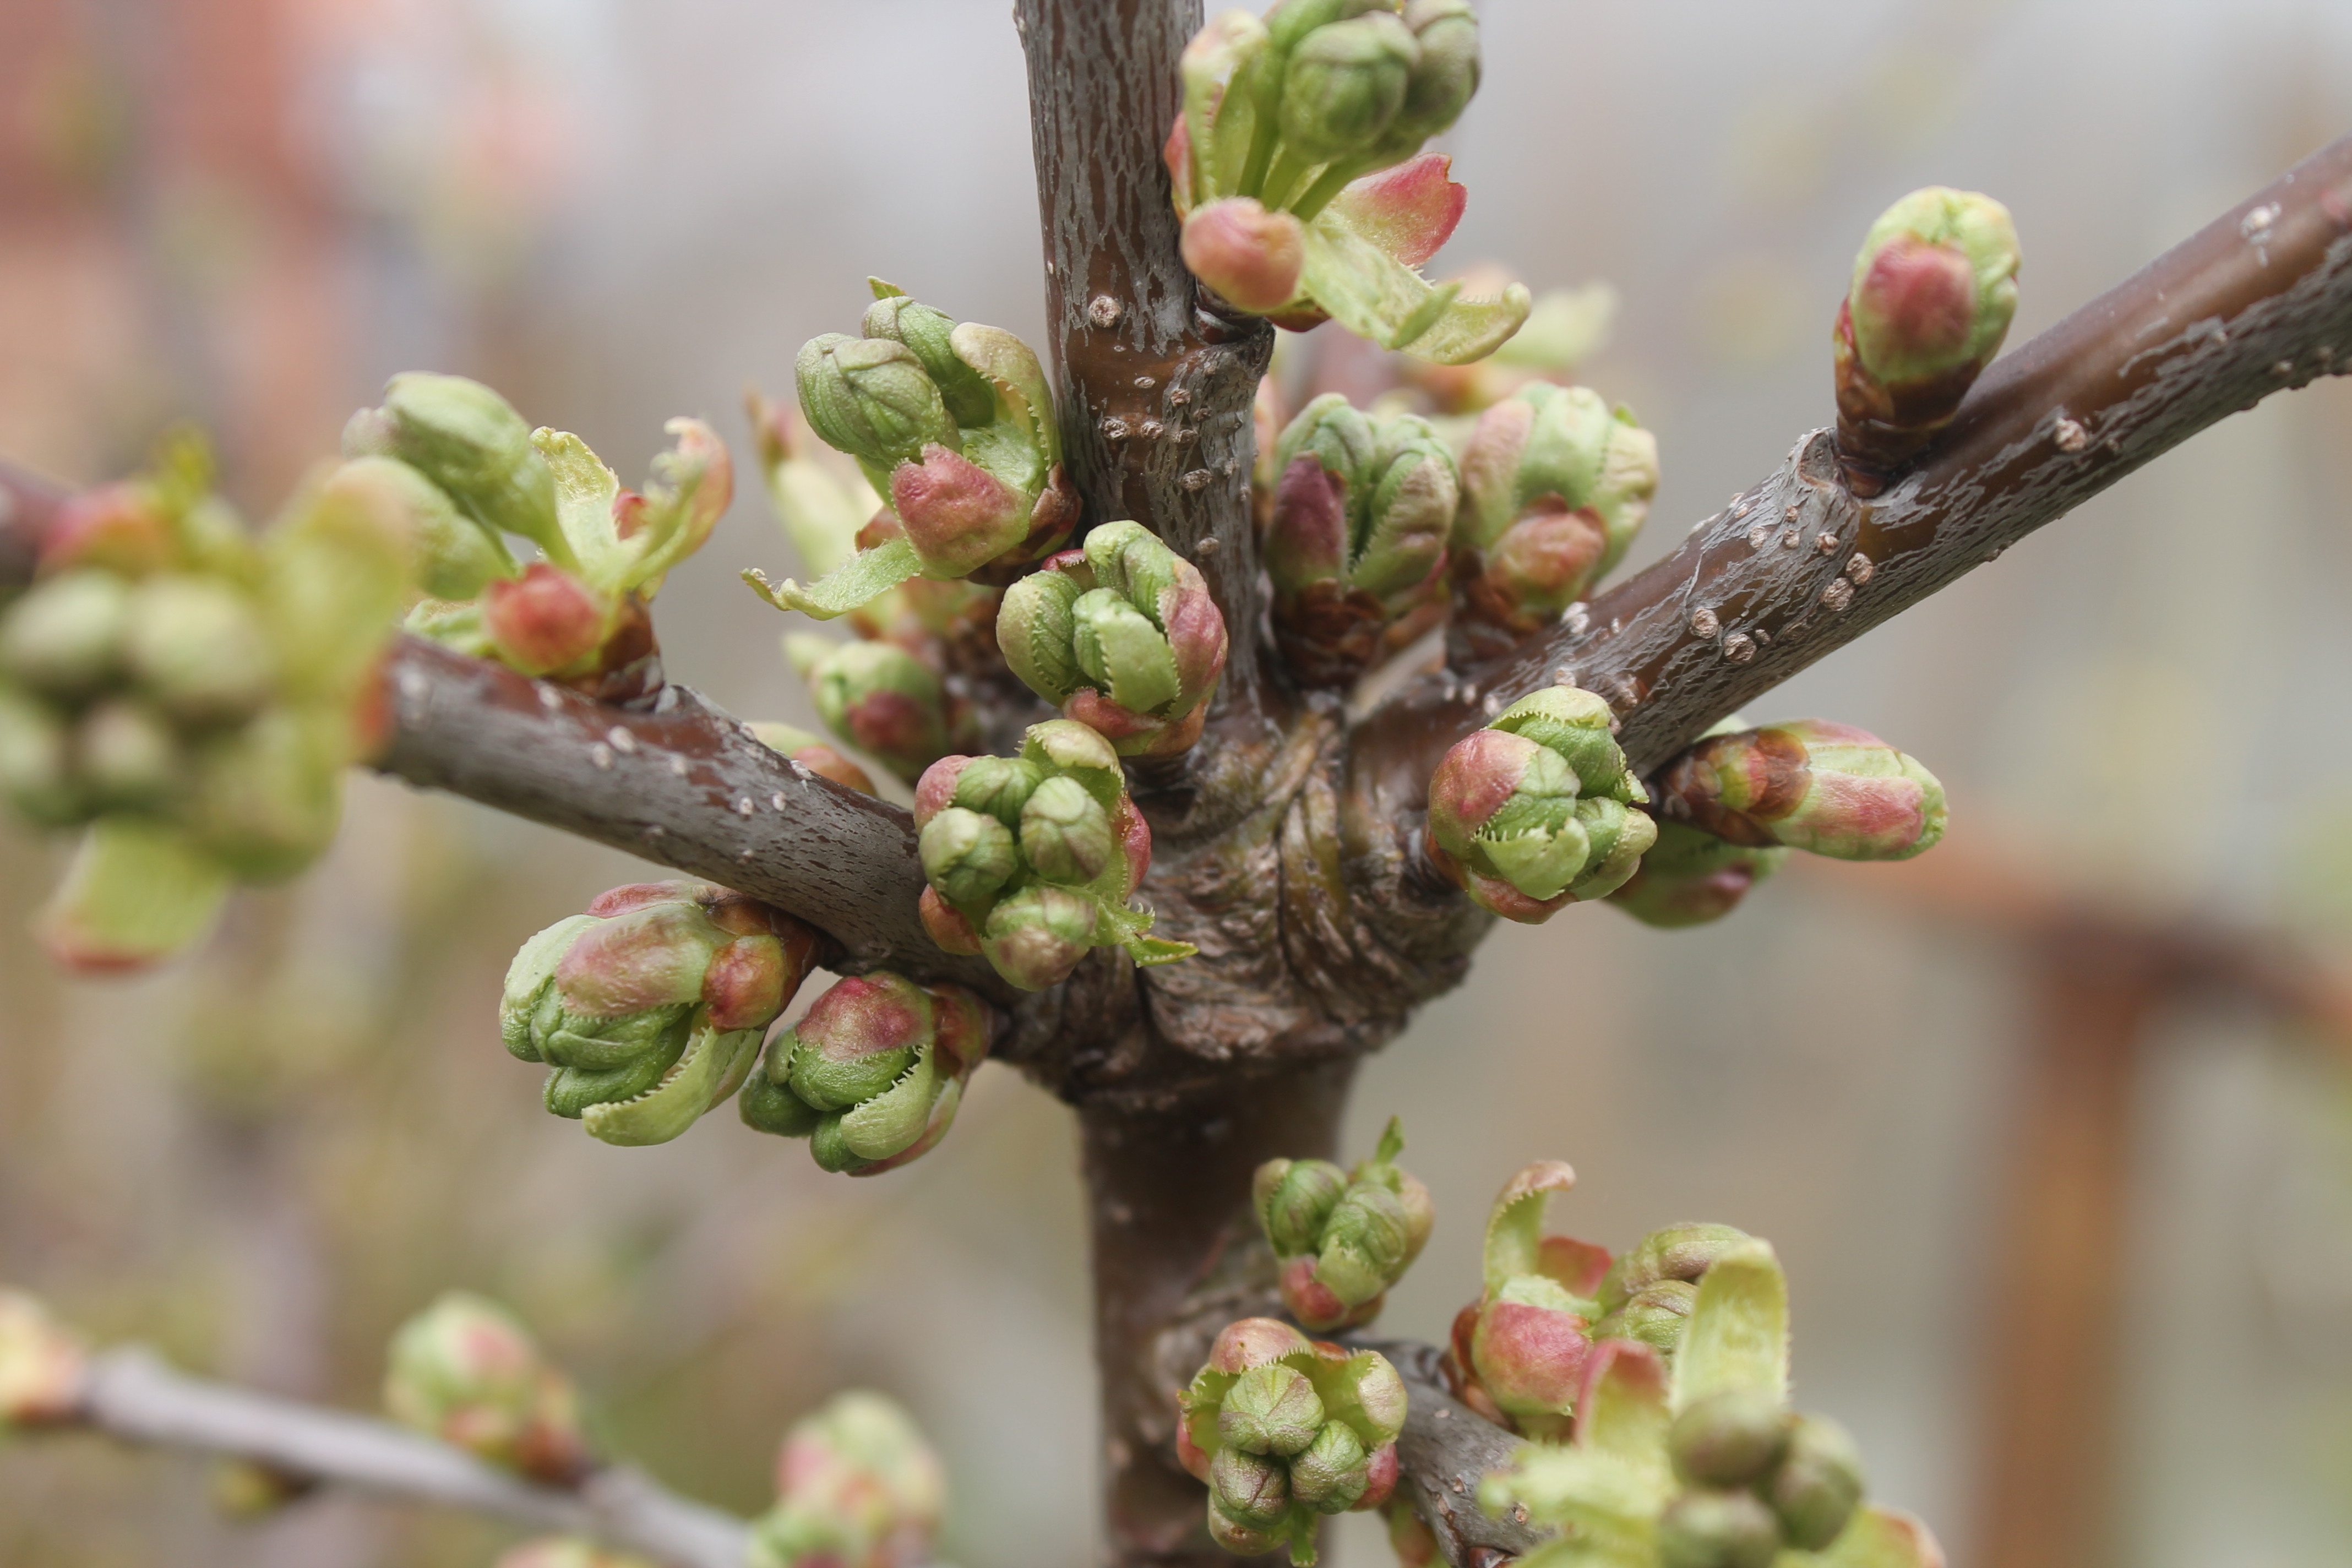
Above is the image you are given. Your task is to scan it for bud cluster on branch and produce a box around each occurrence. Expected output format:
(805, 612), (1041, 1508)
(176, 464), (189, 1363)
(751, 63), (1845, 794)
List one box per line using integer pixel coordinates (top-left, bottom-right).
(1254, 1115), (1434, 1331)
(0, 433), (407, 970)
(1169, 2), (1529, 362)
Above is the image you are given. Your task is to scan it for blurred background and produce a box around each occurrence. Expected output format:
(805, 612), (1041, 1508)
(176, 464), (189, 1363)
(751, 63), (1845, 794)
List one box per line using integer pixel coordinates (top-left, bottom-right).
(4, 0), (2352, 1564)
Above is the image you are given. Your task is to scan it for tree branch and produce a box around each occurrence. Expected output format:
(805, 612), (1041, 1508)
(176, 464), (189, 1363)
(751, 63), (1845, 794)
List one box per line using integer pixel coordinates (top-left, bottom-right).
(1353, 132), (2352, 794)
(1014, 0), (1281, 738)
(59, 1346), (751, 1568)
(371, 635), (1009, 1001)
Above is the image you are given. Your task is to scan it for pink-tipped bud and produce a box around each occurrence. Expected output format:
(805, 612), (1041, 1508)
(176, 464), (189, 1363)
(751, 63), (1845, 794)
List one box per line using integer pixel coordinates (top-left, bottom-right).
(890, 445), (1029, 577)
(1653, 718), (1946, 862)
(382, 1293), (588, 1484)
(482, 563), (609, 677)
(1182, 198), (1307, 314)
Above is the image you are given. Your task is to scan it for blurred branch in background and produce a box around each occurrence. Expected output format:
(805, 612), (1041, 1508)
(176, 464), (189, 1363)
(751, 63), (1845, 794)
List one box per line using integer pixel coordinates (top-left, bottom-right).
(1810, 839), (2352, 1568)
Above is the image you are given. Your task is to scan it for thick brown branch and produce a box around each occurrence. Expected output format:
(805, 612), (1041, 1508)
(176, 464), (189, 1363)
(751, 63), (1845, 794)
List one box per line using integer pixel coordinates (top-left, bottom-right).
(1015, 0), (1279, 733)
(61, 1347), (750, 1568)
(1354, 133), (2352, 796)
(372, 636), (1009, 1001)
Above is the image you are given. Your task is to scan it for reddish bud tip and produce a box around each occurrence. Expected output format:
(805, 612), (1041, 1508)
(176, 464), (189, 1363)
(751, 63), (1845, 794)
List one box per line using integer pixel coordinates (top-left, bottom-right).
(1182, 198), (1307, 314)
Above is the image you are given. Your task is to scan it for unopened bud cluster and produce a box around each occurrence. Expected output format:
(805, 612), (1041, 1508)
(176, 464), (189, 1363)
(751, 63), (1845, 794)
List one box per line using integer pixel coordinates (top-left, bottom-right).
(916, 719), (1193, 990)
(1263, 395), (1457, 685)
(750, 281), (1076, 620)
(1652, 719), (1945, 863)
(382, 1292), (588, 1484)
(1833, 187), (2021, 477)
(749, 1391), (945, 1568)
(1450, 384), (1658, 660)
(739, 971), (992, 1176)
(1179, 1319), (1406, 1564)
(1442, 1161), (1754, 1438)
(1170, 3), (1528, 362)
(0, 434), (409, 970)
(353, 373), (731, 698)
(1253, 1116), (1433, 1331)
(785, 632), (977, 787)
(1425, 684), (1656, 923)
(998, 521), (1228, 757)
(1657, 1394), (1868, 1566)
(502, 883), (823, 1147)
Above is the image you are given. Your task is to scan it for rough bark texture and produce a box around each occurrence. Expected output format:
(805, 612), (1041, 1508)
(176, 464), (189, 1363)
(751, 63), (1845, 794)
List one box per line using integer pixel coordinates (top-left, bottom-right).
(69, 1348), (751, 1567)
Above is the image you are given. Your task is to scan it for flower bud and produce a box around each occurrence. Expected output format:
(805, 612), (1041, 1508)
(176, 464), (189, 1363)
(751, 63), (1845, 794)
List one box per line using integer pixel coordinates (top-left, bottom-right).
(746, 721), (878, 794)
(1589, 1279), (1698, 1361)
(1391, 0), (1479, 144)
(1596, 1224), (1752, 1316)
(122, 574), (277, 723)
(889, 444), (1031, 578)
(502, 883), (820, 1145)
(325, 454), (516, 602)
(752, 1390), (945, 1568)
(1833, 187), (2019, 472)
(1609, 820), (1789, 929)
(741, 973), (990, 1176)
(1652, 719), (1946, 861)
(1455, 1159), (1618, 1437)
(1768, 1414), (1865, 1550)
(0, 1289), (88, 1428)
(481, 563), (612, 678)
(0, 688), (82, 827)
(0, 570), (130, 698)
(919, 805), (1019, 908)
(1254, 1158), (1348, 1257)
(1671, 1389), (1790, 1487)
(76, 699), (178, 810)
(795, 335), (960, 477)
(1183, 197), (1307, 312)
(382, 1292), (587, 1483)
(1019, 774), (1117, 885)
(346, 373), (563, 560)
(1180, 1325), (1408, 1560)
(1425, 685), (1655, 922)
(863, 290), (997, 429)
(979, 882), (1099, 991)
(1278, 14), (1418, 165)
(998, 521), (1226, 758)
(807, 639), (966, 784)
(1658, 1488), (1783, 1568)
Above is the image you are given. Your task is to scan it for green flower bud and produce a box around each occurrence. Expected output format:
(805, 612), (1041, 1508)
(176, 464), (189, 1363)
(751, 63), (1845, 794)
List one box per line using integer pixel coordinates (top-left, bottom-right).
(0, 688), (83, 827)
(919, 805), (1018, 908)
(1768, 1414), (1865, 1550)
(1653, 720), (1946, 862)
(75, 699), (178, 810)
(1391, 0), (1479, 144)
(1658, 1488), (1783, 1568)
(979, 882), (1099, 992)
(863, 285), (996, 429)
(950, 754), (1045, 825)
(503, 883), (821, 1144)
(382, 1292), (587, 1484)
(1589, 1278), (1698, 1360)
(184, 707), (345, 882)
(1018, 772), (1117, 885)
(1254, 1157), (1348, 1257)
(808, 639), (963, 785)
(346, 373), (562, 560)
(1609, 820), (1789, 930)
(0, 570), (130, 697)
(1180, 1321), (1407, 1561)
(1220, 1363), (1326, 1456)
(0, 1289), (89, 1429)
(1425, 685), (1655, 922)
(752, 1390), (945, 1568)
(325, 455), (516, 602)
(998, 521), (1226, 758)
(122, 574), (276, 725)
(794, 334), (960, 477)
(741, 972), (991, 1176)
(1597, 1224), (1752, 1316)
(1672, 1389), (1790, 1487)
(1278, 14), (1419, 166)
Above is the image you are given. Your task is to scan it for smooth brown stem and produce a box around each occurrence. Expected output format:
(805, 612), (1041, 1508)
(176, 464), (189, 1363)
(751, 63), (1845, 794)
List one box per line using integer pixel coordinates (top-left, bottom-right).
(1015, 0), (1278, 730)
(1353, 133), (2352, 795)
(1081, 1058), (1358, 1566)
(1972, 936), (2157, 1568)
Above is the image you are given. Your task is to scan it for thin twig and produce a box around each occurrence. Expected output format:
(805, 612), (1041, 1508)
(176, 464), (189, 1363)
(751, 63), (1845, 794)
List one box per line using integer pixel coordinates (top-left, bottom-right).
(66, 1347), (752, 1568)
